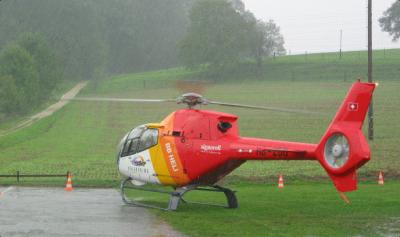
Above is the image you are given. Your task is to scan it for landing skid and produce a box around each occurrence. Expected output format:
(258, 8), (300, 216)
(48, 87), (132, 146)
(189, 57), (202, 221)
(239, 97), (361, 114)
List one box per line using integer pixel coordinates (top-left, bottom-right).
(120, 178), (238, 211)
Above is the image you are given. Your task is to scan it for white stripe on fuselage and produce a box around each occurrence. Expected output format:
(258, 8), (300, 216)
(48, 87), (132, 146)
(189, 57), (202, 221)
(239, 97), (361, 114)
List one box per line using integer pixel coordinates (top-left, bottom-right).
(118, 149), (160, 184)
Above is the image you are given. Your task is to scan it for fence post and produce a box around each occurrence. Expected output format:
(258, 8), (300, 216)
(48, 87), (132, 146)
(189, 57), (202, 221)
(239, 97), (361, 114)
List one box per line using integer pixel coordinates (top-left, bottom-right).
(17, 170), (20, 183)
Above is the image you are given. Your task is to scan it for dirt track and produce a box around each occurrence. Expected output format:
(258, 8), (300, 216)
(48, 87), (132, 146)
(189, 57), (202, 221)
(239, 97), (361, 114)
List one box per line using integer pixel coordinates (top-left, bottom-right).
(0, 81), (87, 137)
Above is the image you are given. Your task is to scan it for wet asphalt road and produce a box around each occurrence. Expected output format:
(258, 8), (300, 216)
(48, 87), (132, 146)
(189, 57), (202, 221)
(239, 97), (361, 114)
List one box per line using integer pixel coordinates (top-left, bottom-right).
(0, 187), (184, 237)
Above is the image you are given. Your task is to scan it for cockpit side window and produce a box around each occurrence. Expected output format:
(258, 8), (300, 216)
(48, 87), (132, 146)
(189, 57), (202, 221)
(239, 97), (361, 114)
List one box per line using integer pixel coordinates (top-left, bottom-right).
(116, 133), (128, 164)
(128, 126), (145, 139)
(128, 139), (140, 155)
(120, 127), (158, 157)
(137, 129), (158, 152)
(121, 139), (133, 156)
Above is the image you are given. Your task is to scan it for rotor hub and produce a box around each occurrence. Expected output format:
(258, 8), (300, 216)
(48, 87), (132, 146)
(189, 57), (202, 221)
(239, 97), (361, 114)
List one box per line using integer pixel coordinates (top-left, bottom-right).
(332, 144), (343, 158)
(176, 93), (208, 108)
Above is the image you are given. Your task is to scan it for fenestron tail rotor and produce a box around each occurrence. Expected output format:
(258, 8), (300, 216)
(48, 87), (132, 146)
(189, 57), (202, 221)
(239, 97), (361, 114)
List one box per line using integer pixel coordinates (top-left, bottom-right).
(68, 92), (319, 114)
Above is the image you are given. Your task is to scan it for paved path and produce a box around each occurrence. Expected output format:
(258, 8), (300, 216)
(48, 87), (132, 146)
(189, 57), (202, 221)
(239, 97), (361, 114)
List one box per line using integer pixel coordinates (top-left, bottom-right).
(0, 81), (87, 137)
(0, 187), (185, 237)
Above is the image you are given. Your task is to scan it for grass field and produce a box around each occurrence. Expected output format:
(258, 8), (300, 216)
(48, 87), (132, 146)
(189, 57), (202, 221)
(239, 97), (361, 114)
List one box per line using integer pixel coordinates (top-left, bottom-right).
(124, 182), (400, 237)
(0, 49), (399, 236)
(0, 79), (78, 133)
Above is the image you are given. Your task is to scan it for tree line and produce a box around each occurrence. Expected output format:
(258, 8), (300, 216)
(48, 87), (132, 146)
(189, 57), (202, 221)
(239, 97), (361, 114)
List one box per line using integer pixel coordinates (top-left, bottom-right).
(0, 0), (193, 79)
(180, 0), (285, 71)
(3, 0), (396, 117)
(0, 33), (60, 115)
(0, 0), (194, 116)
(0, 0), (286, 116)
(379, 0), (400, 42)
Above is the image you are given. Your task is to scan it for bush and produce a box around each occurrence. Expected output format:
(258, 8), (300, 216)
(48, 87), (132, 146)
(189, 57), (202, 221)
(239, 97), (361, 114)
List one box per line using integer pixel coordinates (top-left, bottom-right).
(0, 43), (40, 114)
(17, 32), (61, 99)
(0, 75), (23, 115)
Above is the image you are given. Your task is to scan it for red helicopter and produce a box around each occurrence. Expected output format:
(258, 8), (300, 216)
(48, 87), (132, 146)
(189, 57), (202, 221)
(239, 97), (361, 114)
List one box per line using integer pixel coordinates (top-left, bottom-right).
(73, 81), (376, 210)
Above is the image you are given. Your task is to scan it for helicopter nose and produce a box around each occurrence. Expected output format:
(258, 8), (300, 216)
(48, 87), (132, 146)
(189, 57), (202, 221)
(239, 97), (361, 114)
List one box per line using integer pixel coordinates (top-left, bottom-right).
(118, 157), (131, 178)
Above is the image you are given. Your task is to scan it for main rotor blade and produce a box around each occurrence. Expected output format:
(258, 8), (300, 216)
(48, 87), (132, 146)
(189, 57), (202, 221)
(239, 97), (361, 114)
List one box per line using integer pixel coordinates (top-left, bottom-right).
(68, 97), (176, 103)
(207, 101), (320, 115)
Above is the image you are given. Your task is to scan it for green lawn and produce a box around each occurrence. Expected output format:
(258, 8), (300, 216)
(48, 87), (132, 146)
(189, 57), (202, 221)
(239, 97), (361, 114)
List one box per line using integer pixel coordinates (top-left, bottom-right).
(142, 182), (399, 237)
(0, 79), (79, 132)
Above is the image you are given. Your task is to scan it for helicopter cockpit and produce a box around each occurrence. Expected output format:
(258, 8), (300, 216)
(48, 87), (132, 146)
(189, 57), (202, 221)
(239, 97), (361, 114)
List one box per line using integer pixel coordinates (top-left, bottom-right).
(117, 125), (158, 161)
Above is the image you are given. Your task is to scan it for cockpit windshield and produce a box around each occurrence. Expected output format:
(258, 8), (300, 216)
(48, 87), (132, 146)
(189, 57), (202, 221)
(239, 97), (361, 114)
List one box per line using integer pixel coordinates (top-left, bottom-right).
(119, 125), (158, 158)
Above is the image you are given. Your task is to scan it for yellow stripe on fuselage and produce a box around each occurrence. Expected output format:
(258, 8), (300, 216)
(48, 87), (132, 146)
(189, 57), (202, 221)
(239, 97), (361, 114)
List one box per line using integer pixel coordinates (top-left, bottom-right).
(149, 142), (176, 186)
(159, 137), (190, 186)
(148, 112), (190, 187)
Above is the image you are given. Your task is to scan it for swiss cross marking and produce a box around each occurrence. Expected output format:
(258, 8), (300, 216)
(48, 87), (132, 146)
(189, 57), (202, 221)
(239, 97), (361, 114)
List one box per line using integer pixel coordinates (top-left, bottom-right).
(348, 102), (359, 111)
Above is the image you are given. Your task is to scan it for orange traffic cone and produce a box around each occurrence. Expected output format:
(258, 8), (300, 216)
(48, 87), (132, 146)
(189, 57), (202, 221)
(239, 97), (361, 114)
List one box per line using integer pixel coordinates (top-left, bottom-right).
(378, 171), (384, 185)
(65, 173), (73, 191)
(278, 174), (284, 188)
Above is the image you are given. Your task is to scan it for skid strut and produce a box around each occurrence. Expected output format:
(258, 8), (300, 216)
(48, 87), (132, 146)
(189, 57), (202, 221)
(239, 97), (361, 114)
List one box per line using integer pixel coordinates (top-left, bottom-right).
(120, 178), (238, 211)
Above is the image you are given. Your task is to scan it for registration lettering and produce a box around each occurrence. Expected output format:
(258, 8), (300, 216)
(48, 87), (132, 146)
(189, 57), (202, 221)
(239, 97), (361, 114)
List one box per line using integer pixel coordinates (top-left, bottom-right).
(256, 149), (289, 158)
(165, 143), (179, 172)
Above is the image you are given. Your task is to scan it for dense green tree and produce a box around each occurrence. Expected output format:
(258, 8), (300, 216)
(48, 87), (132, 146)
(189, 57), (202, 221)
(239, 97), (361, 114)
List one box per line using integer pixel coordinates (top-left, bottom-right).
(0, 0), (196, 117)
(0, 44), (39, 113)
(379, 1), (400, 41)
(0, 75), (21, 115)
(251, 20), (285, 67)
(180, 0), (285, 70)
(180, 0), (250, 69)
(17, 32), (61, 98)
(0, 0), (193, 78)
(0, 0), (106, 80)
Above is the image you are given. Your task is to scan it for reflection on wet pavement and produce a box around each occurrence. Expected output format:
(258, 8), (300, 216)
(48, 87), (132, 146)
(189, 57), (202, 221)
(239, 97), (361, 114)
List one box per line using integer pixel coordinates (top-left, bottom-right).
(0, 187), (185, 237)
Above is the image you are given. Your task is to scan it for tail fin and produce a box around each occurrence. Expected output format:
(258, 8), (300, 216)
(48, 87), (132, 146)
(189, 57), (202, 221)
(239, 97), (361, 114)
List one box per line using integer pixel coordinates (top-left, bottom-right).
(316, 81), (376, 192)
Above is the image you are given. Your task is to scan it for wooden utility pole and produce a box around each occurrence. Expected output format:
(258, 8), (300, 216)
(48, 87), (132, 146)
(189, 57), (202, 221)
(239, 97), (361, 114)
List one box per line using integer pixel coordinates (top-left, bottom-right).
(368, 0), (374, 140)
(339, 29), (343, 59)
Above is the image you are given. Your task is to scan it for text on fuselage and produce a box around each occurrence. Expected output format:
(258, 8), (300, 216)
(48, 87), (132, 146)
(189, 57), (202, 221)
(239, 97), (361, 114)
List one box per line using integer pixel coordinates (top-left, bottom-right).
(165, 143), (179, 172)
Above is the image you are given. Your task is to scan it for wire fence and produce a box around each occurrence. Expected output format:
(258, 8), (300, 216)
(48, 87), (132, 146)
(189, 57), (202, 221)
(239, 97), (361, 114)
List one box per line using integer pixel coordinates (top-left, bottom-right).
(104, 49), (400, 91)
(0, 171), (70, 183)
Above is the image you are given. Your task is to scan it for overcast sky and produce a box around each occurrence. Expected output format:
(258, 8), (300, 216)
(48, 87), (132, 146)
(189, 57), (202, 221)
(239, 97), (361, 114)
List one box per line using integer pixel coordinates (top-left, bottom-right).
(242, 0), (400, 54)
